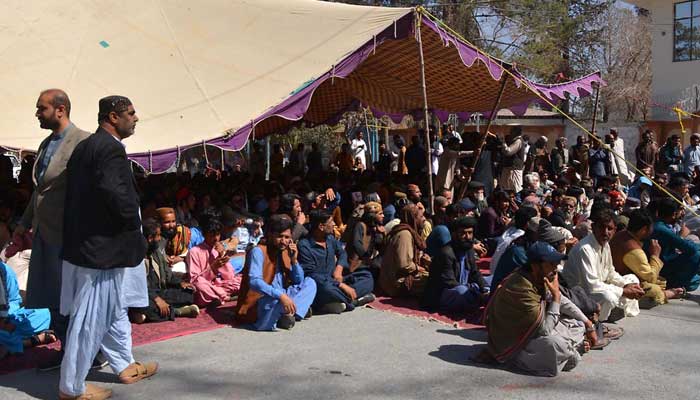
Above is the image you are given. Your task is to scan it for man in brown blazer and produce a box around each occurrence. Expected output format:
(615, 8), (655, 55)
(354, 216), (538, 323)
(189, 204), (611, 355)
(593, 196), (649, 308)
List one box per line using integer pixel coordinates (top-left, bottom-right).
(18, 89), (91, 370)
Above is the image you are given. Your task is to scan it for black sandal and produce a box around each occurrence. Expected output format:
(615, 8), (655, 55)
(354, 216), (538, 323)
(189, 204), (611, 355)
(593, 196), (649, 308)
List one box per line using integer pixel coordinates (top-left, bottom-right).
(30, 330), (57, 347)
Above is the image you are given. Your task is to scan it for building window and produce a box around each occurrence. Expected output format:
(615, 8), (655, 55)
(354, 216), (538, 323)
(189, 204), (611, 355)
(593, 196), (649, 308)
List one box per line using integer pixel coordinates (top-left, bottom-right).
(674, 1), (700, 61)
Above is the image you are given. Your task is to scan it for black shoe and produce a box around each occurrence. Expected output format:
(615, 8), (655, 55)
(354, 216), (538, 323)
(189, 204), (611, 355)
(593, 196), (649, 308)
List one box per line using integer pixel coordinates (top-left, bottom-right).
(605, 307), (625, 323)
(91, 352), (109, 370)
(352, 293), (376, 308)
(318, 302), (347, 314)
(38, 351), (108, 372)
(295, 308), (313, 321)
(277, 314), (296, 330)
(37, 350), (64, 372)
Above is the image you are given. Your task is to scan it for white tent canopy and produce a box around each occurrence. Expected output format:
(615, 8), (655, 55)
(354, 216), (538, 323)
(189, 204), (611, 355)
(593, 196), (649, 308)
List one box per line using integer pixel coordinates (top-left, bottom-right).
(0, 0), (410, 154)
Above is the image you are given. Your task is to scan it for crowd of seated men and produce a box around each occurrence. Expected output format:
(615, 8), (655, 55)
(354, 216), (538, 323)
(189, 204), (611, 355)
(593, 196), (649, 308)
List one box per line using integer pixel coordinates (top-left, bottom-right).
(1, 127), (699, 379)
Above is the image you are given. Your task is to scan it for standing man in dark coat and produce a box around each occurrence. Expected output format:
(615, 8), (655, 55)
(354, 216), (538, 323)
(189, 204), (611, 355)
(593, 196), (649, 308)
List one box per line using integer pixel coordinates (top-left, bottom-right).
(19, 89), (92, 370)
(59, 96), (157, 400)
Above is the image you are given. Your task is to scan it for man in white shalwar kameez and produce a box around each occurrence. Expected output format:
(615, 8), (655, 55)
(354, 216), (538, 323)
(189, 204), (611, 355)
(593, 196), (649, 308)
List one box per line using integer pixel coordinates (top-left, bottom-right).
(59, 96), (157, 400)
(562, 207), (645, 322)
(608, 128), (632, 186)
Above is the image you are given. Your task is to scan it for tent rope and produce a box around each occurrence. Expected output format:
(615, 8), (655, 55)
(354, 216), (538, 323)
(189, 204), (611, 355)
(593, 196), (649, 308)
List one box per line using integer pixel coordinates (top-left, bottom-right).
(202, 140), (210, 168)
(220, 148), (225, 172)
(416, 6), (697, 217)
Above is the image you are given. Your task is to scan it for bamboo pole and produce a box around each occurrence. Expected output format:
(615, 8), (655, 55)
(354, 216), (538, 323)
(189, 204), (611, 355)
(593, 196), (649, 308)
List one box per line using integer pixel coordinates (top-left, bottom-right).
(457, 74), (509, 200)
(468, 74), (509, 173)
(590, 83), (601, 135)
(416, 11), (435, 214)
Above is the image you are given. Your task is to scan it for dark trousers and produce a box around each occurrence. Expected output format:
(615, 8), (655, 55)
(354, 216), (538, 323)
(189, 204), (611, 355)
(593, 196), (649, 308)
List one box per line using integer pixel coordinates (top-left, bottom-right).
(661, 251), (700, 290)
(133, 288), (195, 322)
(312, 269), (374, 310)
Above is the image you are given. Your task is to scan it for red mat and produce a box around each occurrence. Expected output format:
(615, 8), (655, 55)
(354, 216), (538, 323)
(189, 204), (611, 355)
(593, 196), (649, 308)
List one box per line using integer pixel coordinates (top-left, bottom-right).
(367, 296), (483, 330)
(0, 304), (233, 376)
(367, 257), (490, 330)
(0, 259), (494, 375)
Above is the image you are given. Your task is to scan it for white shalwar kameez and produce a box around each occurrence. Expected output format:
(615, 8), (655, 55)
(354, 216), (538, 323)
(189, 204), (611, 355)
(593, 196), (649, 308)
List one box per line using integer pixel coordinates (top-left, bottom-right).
(562, 233), (640, 321)
(59, 260), (148, 396)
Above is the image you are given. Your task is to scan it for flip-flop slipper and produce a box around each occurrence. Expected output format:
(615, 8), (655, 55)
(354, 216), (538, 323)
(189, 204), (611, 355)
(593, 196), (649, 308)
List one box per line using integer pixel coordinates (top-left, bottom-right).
(30, 330), (57, 347)
(603, 325), (624, 340)
(590, 337), (611, 350)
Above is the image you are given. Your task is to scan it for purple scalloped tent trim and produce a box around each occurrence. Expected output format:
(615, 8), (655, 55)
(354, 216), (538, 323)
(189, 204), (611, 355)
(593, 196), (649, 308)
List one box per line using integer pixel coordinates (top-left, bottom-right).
(128, 11), (604, 174)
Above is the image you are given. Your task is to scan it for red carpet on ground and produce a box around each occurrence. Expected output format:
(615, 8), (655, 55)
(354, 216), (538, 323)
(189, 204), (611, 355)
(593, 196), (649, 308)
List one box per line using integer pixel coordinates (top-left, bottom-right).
(1, 258), (493, 375)
(0, 304), (233, 376)
(367, 296), (483, 330)
(367, 257), (491, 330)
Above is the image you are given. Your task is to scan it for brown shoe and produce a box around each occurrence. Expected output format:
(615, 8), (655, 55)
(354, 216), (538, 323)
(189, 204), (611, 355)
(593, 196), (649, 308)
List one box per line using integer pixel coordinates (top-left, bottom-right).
(118, 361), (159, 384)
(59, 383), (112, 400)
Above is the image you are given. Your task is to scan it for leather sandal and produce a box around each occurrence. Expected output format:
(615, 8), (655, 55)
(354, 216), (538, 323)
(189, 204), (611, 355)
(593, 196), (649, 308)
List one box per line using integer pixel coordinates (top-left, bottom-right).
(30, 330), (57, 347)
(590, 337), (611, 350)
(118, 361), (159, 384)
(602, 325), (624, 340)
(58, 383), (112, 400)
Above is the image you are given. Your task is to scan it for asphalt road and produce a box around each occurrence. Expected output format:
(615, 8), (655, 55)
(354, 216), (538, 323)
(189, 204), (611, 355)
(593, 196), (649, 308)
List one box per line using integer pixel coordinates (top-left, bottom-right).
(1, 292), (699, 400)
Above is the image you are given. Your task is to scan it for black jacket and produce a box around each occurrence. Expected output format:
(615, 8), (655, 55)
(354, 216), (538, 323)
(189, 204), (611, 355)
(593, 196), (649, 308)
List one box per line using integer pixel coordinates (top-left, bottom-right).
(62, 128), (146, 269)
(146, 248), (182, 298)
(547, 209), (573, 231)
(422, 243), (486, 311)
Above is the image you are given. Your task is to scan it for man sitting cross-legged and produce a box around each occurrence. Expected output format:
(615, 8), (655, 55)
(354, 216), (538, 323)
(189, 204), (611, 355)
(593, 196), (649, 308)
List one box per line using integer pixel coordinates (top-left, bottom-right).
(128, 218), (200, 323)
(298, 209), (375, 314)
(187, 214), (242, 307)
(483, 242), (599, 377)
(234, 215), (317, 330)
(562, 207), (644, 322)
(650, 198), (700, 291)
(0, 261), (53, 360)
(157, 207), (203, 274)
(610, 209), (685, 310)
(422, 217), (489, 313)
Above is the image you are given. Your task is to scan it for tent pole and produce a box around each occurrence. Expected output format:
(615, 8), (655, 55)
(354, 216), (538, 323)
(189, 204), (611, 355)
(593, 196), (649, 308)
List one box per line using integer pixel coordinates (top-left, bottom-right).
(590, 83), (601, 135)
(265, 136), (271, 181)
(457, 74), (508, 201)
(416, 11), (434, 214)
(465, 74), (509, 177)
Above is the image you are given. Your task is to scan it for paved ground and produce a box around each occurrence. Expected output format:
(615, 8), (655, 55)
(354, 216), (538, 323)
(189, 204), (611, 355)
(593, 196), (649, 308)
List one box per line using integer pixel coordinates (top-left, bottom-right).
(1, 293), (699, 400)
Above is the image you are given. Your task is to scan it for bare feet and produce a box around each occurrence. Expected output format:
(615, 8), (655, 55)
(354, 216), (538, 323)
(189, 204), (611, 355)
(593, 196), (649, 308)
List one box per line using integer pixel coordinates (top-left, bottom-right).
(664, 288), (686, 300)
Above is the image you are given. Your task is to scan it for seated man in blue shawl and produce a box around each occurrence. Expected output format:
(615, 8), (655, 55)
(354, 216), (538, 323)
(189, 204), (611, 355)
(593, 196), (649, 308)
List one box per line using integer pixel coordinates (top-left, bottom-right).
(0, 261), (53, 359)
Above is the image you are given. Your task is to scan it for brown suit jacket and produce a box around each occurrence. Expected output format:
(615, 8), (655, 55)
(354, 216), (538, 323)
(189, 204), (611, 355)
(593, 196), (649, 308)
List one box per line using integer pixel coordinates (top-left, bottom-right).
(20, 124), (91, 246)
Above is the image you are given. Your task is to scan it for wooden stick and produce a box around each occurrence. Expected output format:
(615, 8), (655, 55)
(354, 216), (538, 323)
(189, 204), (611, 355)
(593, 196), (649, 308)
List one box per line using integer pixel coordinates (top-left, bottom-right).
(416, 11), (435, 214)
(468, 74), (509, 172)
(458, 73), (509, 200)
(590, 83), (601, 135)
